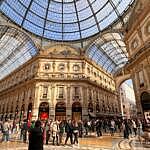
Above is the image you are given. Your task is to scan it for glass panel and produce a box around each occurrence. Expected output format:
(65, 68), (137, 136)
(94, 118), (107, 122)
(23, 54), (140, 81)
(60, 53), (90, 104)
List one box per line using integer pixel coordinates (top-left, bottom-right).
(0, 0), (134, 41)
(0, 26), (38, 80)
(86, 32), (128, 74)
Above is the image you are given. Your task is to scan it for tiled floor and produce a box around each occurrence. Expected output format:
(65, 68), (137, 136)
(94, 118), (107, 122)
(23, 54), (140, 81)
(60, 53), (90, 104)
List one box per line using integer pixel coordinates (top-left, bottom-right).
(0, 133), (150, 150)
(0, 133), (118, 150)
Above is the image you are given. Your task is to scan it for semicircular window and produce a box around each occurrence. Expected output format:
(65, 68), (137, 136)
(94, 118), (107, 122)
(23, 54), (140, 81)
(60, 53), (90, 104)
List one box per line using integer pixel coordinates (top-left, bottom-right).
(0, 0), (134, 41)
(0, 25), (38, 80)
(86, 32), (128, 74)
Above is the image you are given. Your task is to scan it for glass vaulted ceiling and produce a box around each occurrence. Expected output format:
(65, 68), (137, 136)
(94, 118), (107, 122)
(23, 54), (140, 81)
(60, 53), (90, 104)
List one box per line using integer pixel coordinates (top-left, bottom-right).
(86, 32), (128, 74)
(0, 25), (38, 80)
(0, 0), (134, 41)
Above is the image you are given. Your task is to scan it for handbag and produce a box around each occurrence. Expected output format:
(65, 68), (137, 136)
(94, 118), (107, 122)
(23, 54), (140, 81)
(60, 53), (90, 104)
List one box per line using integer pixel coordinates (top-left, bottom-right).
(73, 130), (78, 133)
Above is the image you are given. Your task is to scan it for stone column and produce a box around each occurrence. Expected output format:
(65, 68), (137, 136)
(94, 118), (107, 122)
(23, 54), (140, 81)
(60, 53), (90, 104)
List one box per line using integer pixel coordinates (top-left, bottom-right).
(49, 85), (55, 120)
(67, 61), (70, 73)
(66, 85), (71, 120)
(52, 61), (56, 73)
(32, 84), (40, 120)
(82, 86), (88, 120)
(143, 66), (150, 88)
(132, 72), (143, 118)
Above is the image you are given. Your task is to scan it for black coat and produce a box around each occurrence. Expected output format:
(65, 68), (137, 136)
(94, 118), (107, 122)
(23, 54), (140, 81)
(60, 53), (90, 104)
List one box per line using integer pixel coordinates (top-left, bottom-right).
(65, 123), (73, 133)
(28, 127), (43, 150)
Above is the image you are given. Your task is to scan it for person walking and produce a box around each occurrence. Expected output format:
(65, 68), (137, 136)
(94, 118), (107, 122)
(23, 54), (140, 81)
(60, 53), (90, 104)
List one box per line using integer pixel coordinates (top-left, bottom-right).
(122, 120), (129, 139)
(2, 120), (10, 142)
(45, 121), (51, 145)
(73, 121), (79, 145)
(110, 119), (115, 136)
(59, 120), (65, 145)
(22, 119), (28, 143)
(78, 120), (83, 138)
(28, 120), (43, 150)
(132, 120), (137, 136)
(51, 121), (59, 145)
(96, 119), (102, 137)
(64, 119), (73, 145)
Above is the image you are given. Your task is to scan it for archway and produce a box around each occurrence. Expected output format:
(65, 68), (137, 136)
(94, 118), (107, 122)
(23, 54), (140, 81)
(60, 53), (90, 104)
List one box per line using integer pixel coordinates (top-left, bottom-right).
(55, 102), (66, 121)
(119, 79), (136, 119)
(39, 102), (49, 121)
(72, 102), (82, 121)
(141, 92), (150, 123)
(115, 73), (131, 90)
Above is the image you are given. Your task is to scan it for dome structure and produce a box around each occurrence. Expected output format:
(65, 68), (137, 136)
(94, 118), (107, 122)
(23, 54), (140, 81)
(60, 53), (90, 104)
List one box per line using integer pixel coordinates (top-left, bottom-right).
(0, 25), (38, 80)
(86, 32), (128, 74)
(0, 0), (134, 41)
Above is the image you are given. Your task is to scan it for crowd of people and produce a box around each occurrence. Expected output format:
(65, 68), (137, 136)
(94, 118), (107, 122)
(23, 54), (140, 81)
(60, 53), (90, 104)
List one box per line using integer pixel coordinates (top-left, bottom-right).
(0, 118), (148, 150)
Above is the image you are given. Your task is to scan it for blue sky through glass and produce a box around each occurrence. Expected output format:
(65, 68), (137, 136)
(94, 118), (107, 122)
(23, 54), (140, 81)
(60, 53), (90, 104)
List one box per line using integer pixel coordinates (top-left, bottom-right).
(86, 32), (128, 74)
(0, 25), (38, 80)
(125, 79), (133, 87)
(0, 0), (134, 41)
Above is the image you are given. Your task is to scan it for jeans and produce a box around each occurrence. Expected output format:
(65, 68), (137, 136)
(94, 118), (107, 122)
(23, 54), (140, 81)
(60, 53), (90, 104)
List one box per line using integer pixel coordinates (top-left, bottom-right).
(65, 133), (73, 145)
(2, 131), (9, 141)
(73, 133), (78, 144)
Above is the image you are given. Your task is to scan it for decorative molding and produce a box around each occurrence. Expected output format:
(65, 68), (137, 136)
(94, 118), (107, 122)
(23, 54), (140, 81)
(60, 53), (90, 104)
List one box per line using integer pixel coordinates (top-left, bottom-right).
(144, 20), (150, 36)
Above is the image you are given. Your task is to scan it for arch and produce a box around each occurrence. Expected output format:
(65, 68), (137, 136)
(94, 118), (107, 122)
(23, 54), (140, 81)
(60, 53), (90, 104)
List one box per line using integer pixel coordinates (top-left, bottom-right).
(141, 92), (150, 123)
(72, 102), (82, 121)
(115, 73), (131, 90)
(55, 102), (66, 121)
(39, 102), (49, 121)
(85, 32), (129, 74)
(0, 25), (38, 80)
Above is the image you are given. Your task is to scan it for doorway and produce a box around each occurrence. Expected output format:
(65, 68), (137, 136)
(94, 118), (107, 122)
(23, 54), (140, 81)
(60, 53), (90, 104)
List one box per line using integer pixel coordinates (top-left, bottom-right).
(55, 102), (66, 121)
(72, 102), (82, 121)
(39, 102), (49, 121)
(141, 92), (150, 123)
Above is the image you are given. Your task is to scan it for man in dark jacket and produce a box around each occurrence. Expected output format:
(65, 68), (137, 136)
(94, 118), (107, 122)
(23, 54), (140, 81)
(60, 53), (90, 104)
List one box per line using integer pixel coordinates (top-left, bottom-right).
(28, 120), (43, 150)
(64, 119), (73, 145)
(96, 119), (102, 137)
(59, 120), (65, 145)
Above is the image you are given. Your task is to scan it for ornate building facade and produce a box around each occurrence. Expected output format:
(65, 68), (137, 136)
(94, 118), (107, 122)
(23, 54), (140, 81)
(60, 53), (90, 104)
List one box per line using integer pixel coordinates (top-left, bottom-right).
(125, 0), (150, 120)
(0, 45), (119, 122)
(119, 82), (136, 119)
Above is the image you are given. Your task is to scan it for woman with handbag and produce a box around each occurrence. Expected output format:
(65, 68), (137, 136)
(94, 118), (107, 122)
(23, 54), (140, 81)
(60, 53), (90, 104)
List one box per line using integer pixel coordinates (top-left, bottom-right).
(73, 120), (79, 145)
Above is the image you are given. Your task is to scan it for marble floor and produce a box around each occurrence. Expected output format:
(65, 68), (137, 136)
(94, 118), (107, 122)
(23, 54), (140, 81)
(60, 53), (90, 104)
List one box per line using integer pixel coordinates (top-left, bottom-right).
(0, 133), (150, 150)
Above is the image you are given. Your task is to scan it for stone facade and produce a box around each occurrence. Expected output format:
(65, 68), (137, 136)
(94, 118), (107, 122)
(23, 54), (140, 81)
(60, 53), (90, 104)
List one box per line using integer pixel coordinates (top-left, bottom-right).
(119, 82), (136, 119)
(125, 0), (150, 119)
(0, 45), (119, 121)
